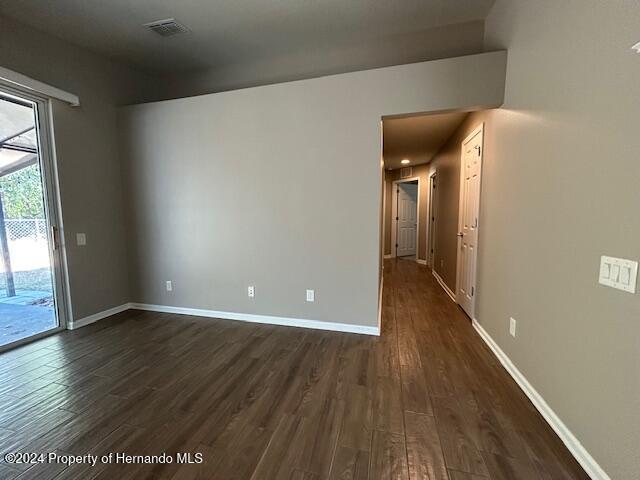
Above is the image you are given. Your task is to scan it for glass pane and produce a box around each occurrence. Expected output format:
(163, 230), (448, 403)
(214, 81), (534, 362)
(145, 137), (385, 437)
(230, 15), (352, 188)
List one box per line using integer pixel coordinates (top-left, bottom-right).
(0, 94), (58, 347)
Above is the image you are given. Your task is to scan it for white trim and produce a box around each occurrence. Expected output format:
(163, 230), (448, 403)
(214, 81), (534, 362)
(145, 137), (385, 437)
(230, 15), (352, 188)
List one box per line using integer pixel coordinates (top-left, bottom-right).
(384, 254), (393, 259)
(455, 122), (484, 317)
(68, 303), (130, 330)
(377, 275), (384, 332)
(381, 149), (388, 260)
(36, 95), (71, 330)
(0, 66), (80, 106)
(47, 98), (74, 327)
(472, 319), (610, 480)
(433, 270), (456, 302)
(130, 303), (380, 336)
(66, 302), (381, 335)
(416, 259), (427, 265)
(427, 171), (437, 267)
(391, 176), (421, 260)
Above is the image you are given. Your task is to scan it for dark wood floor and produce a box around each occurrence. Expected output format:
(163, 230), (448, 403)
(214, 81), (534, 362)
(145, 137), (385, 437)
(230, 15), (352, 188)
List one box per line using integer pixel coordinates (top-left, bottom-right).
(0, 259), (588, 479)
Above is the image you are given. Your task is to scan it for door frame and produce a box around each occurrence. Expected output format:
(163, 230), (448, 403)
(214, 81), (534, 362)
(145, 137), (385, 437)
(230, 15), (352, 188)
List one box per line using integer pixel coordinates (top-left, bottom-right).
(0, 82), (70, 352)
(427, 172), (437, 267)
(390, 176), (420, 259)
(455, 123), (484, 319)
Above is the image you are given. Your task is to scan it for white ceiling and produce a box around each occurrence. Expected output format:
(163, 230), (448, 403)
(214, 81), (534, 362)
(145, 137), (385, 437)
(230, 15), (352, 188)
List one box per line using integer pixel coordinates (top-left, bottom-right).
(0, 0), (495, 74)
(383, 112), (469, 170)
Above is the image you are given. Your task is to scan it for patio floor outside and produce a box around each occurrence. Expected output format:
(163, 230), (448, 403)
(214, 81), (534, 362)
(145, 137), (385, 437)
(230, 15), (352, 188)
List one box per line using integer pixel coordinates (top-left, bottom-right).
(0, 302), (56, 346)
(0, 232), (57, 347)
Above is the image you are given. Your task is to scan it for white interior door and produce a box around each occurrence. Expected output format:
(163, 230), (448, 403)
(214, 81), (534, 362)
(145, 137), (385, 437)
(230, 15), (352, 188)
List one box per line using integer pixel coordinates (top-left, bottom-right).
(396, 182), (417, 257)
(457, 125), (483, 318)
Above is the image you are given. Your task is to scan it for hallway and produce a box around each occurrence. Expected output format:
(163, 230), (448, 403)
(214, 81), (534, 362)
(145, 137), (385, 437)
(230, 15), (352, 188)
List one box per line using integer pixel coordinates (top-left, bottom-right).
(380, 258), (588, 479)
(0, 260), (587, 479)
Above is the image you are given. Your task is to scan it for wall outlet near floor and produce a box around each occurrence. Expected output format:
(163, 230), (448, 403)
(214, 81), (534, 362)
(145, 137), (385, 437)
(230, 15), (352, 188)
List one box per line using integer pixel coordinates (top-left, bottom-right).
(166, 281), (173, 292)
(76, 233), (87, 246)
(248, 286), (255, 298)
(509, 317), (517, 337)
(306, 289), (315, 302)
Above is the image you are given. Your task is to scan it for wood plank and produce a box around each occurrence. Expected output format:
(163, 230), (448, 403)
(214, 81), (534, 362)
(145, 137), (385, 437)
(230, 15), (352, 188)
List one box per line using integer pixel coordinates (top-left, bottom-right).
(329, 447), (369, 480)
(369, 430), (409, 480)
(447, 470), (488, 480)
(481, 451), (540, 480)
(338, 384), (373, 451)
(432, 401), (488, 476)
(404, 412), (448, 480)
(373, 377), (404, 434)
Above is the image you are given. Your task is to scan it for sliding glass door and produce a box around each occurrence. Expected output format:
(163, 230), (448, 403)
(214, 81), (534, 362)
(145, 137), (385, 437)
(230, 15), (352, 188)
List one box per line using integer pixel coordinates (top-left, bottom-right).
(0, 87), (67, 349)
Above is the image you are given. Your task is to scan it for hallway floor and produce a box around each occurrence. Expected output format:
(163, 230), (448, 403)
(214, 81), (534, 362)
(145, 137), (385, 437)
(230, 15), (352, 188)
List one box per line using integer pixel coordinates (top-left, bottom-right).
(0, 259), (587, 479)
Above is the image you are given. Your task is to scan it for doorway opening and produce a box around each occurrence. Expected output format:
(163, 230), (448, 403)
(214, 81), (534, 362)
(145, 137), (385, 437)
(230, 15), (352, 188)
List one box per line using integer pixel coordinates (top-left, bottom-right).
(0, 86), (67, 349)
(381, 109), (490, 320)
(391, 178), (419, 259)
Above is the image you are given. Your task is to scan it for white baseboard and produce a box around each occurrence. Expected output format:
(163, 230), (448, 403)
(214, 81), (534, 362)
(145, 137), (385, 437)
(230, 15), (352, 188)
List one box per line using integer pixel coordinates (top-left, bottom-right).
(432, 270), (456, 302)
(383, 254), (393, 259)
(377, 276), (384, 331)
(472, 319), (610, 480)
(129, 303), (380, 336)
(68, 303), (130, 330)
(416, 258), (427, 265)
(69, 302), (380, 336)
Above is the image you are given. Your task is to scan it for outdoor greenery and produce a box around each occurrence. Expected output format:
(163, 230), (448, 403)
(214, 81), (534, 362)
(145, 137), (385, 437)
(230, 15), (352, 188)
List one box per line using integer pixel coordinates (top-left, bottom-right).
(0, 164), (45, 219)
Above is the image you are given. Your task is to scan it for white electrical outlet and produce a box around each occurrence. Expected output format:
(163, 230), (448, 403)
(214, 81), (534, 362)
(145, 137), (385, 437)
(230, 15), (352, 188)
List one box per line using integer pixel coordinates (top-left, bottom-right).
(248, 286), (255, 298)
(76, 233), (87, 246)
(509, 317), (517, 337)
(166, 281), (173, 292)
(306, 289), (315, 302)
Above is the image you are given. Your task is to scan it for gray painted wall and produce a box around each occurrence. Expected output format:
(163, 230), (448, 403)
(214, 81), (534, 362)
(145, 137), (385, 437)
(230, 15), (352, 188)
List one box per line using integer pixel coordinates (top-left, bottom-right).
(120, 52), (507, 328)
(0, 15), (158, 320)
(160, 21), (486, 100)
(479, 1), (640, 478)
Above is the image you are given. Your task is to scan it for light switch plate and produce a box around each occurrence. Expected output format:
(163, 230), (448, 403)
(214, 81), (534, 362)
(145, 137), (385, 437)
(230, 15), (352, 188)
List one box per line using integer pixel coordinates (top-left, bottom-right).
(599, 256), (637, 293)
(76, 233), (86, 246)
(306, 289), (315, 302)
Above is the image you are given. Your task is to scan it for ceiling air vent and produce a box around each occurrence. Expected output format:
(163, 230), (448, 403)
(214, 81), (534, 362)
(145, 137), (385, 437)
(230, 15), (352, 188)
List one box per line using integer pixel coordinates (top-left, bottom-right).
(144, 18), (189, 37)
(400, 167), (413, 178)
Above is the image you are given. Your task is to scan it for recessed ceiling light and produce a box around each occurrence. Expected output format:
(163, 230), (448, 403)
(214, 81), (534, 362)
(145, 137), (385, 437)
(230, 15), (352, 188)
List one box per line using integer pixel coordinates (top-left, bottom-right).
(632, 41), (640, 53)
(401, 159), (410, 164)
